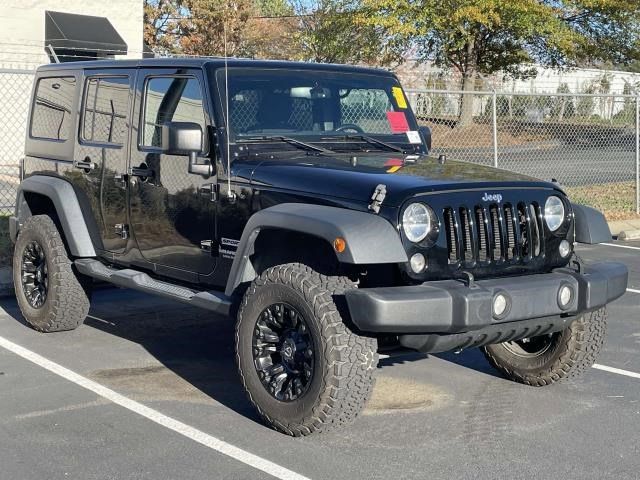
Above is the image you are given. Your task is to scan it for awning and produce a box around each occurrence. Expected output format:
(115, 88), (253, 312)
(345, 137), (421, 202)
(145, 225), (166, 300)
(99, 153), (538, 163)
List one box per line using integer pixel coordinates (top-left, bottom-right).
(45, 10), (128, 56)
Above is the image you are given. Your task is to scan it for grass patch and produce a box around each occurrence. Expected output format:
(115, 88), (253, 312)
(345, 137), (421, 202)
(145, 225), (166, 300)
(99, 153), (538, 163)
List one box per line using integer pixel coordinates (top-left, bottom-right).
(565, 182), (640, 221)
(0, 216), (13, 267)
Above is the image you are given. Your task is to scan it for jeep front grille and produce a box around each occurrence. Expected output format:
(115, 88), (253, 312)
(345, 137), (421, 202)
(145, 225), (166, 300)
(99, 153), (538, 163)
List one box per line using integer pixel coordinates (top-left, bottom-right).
(443, 202), (544, 266)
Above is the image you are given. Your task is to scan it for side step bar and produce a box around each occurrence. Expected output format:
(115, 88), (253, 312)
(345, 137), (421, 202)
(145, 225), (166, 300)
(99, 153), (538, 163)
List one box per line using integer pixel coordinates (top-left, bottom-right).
(75, 259), (231, 316)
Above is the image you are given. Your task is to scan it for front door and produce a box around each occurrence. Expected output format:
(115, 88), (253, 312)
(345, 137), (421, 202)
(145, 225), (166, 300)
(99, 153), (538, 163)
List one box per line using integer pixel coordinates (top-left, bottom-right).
(128, 68), (216, 277)
(73, 71), (134, 254)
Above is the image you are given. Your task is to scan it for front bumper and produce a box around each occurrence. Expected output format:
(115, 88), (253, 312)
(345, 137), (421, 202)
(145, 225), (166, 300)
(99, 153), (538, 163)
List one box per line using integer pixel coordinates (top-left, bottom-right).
(345, 262), (627, 338)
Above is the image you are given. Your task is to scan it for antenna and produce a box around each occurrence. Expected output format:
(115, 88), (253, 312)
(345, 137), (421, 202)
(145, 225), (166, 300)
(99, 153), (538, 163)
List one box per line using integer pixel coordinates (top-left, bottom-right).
(223, 18), (234, 202)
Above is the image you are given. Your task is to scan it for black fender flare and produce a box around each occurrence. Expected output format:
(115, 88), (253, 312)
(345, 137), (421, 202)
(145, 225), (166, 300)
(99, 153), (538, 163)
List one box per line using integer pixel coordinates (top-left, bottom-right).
(224, 203), (408, 296)
(13, 176), (97, 257)
(572, 203), (611, 244)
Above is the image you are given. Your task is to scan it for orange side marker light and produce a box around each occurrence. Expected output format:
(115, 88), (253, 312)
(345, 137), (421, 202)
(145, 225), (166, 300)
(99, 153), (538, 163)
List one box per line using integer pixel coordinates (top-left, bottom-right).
(333, 237), (346, 253)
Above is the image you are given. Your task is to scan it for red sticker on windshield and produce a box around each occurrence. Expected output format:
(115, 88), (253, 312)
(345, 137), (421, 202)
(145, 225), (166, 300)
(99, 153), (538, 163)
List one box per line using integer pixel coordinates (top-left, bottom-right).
(386, 111), (409, 133)
(384, 158), (404, 167)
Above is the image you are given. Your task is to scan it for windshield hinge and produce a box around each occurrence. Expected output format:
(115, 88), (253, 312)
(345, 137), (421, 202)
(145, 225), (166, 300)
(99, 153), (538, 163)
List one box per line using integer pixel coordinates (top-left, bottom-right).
(368, 184), (387, 214)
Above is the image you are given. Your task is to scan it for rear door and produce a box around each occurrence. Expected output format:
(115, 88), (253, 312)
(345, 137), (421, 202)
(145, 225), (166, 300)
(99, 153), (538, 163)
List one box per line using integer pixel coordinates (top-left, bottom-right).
(74, 70), (134, 254)
(128, 68), (217, 279)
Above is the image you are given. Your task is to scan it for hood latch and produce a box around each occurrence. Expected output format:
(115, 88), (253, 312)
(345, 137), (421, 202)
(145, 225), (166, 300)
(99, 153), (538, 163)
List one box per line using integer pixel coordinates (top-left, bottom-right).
(368, 184), (387, 214)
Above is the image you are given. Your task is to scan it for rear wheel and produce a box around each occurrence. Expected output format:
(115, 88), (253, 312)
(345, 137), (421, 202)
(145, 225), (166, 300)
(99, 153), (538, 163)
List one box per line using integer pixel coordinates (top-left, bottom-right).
(235, 263), (378, 436)
(481, 308), (606, 386)
(13, 215), (92, 332)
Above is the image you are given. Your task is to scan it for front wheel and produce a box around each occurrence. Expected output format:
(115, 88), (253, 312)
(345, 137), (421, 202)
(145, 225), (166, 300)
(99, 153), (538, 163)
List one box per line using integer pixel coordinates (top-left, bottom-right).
(235, 263), (378, 436)
(481, 307), (606, 386)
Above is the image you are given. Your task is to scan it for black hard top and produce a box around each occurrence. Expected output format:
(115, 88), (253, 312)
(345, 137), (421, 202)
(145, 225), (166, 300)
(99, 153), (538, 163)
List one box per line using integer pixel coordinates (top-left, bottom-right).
(36, 57), (395, 77)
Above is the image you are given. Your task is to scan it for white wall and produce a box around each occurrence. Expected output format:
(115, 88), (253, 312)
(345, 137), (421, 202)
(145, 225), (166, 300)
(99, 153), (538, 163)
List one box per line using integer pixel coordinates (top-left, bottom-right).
(0, 0), (143, 69)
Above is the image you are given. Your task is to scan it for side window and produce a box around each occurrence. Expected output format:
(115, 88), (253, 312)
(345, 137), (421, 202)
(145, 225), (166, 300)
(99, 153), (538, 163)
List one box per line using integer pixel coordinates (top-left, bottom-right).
(30, 76), (76, 141)
(141, 76), (206, 148)
(81, 76), (130, 145)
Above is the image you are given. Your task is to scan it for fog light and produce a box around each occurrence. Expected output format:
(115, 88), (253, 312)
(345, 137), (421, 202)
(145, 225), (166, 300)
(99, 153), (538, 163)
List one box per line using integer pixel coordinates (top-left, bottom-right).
(558, 284), (574, 309)
(559, 239), (571, 258)
(410, 253), (426, 273)
(492, 292), (510, 319)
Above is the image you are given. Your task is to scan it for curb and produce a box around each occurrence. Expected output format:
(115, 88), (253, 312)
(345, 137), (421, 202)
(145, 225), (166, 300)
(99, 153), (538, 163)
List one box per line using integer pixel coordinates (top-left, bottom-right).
(618, 229), (640, 241)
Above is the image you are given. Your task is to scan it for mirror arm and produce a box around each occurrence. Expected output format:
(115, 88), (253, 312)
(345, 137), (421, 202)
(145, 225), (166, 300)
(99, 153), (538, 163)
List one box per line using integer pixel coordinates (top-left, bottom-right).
(188, 151), (212, 178)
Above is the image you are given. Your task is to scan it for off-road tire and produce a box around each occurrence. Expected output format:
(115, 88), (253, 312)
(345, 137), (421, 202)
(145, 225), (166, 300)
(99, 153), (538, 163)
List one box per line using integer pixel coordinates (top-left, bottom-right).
(13, 215), (92, 332)
(481, 307), (607, 386)
(235, 263), (378, 436)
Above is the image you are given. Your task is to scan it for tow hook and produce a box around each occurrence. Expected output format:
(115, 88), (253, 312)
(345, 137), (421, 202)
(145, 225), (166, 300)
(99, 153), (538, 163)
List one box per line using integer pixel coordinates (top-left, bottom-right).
(456, 271), (478, 289)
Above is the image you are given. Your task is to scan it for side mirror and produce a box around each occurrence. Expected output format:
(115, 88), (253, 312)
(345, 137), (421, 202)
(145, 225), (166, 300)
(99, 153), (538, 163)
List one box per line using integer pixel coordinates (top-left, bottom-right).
(418, 125), (432, 154)
(161, 121), (212, 177)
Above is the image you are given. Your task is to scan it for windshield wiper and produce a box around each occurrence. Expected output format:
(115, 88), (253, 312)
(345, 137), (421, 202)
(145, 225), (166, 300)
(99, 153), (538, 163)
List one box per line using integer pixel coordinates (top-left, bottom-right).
(237, 136), (333, 154)
(341, 134), (406, 153)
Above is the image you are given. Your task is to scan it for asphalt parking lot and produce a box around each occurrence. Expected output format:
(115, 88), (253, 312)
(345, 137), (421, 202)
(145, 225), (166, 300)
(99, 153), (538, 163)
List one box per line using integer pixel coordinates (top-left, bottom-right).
(1, 241), (639, 480)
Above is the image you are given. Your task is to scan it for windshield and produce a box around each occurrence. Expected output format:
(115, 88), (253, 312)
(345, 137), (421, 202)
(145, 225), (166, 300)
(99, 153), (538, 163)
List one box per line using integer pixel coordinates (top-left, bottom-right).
(213, 67), (420, 149)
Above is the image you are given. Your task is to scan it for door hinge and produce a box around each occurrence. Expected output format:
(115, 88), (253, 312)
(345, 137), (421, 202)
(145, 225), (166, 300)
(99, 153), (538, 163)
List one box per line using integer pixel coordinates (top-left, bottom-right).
(114, 224), (129, 240)
(199, 184), (217, 202)
(368, 184), (387, 214)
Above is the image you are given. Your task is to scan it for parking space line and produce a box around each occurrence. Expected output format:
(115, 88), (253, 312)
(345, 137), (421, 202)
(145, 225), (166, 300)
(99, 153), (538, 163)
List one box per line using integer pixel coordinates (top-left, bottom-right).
(626, 288), (640, 294)
(600, 242), (640, 251)
(593, 364), (640, 380)
(0, 335), (311, 480)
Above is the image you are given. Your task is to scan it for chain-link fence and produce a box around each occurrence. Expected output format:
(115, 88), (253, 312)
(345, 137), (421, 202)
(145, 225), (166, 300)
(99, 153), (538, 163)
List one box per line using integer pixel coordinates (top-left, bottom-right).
(407, 89), (640, 219)
(0, 68), (35, 214)
(1, 69), (640, 219)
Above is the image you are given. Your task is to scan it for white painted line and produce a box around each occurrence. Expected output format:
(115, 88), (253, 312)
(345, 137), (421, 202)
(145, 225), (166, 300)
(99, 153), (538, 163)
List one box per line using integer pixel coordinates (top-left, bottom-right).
(0, 335), (310, 480)
(626, 288), (640, 294)
(593, 364), (640, 380)
(601, 242), (640, 251)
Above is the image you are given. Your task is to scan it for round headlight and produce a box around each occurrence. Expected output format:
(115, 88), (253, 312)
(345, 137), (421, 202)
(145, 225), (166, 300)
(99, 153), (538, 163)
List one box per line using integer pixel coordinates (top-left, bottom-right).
(544, 196), (565, 232)
(402, 203), (432, 243)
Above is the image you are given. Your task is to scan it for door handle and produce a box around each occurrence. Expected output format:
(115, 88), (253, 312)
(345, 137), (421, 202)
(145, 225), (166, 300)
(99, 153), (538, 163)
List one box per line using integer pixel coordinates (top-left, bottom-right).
(129, 166), (154, 178)
(73, 157), (96, 171)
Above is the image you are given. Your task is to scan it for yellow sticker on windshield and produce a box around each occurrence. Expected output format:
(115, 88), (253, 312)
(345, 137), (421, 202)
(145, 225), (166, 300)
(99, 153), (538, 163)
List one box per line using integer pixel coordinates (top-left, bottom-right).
(392, 87), (408, 109)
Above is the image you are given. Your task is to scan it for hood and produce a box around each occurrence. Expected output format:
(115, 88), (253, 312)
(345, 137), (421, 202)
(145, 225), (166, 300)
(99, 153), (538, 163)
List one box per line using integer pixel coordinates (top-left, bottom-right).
(242, 153), (559, 207)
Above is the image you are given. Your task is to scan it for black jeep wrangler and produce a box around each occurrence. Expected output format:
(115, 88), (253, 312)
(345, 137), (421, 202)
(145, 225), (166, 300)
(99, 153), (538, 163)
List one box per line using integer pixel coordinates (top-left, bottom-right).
(11, 58), (627, 436)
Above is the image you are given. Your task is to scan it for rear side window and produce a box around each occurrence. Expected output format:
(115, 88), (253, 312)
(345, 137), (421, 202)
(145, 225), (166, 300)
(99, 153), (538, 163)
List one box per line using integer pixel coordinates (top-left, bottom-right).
(82, 76), (130, 145)
(30, 76), (76, 141)
(141, 76), (206, 148)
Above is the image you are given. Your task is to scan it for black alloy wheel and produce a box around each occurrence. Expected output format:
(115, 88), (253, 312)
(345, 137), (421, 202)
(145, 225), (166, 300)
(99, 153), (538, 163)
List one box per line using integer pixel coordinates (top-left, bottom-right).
(236, 263), (378, 436)
(21, 240), (48, 309)
(252, 302), (314, 402)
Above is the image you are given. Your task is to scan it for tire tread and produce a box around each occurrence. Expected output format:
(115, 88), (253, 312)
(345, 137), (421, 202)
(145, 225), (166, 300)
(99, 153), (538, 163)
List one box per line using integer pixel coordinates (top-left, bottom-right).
(235, 263), (377, 436)
(481, 308), (607, 386)
(14, 215), (91, 333)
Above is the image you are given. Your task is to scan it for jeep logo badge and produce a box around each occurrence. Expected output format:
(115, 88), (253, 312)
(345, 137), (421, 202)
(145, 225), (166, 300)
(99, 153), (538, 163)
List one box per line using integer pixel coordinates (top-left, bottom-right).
(482, 192), (502, 203)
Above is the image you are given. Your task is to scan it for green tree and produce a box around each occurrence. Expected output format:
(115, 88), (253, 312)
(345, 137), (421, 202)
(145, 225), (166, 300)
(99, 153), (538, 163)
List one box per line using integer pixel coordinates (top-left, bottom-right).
(293, 0), (395, 64)
(362, 0), (640, 126)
